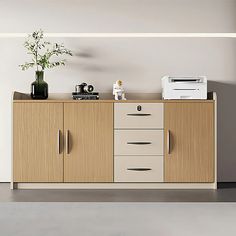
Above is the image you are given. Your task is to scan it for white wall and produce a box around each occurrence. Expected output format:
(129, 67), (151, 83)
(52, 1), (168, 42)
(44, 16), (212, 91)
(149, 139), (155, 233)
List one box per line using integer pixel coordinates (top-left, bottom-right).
(1, 0), (236, 33)
(0, 0), (236, 182)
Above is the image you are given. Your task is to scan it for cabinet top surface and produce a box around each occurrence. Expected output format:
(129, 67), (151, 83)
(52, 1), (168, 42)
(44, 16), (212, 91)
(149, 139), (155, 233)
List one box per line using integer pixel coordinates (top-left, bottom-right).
(13, 91), (215, 103)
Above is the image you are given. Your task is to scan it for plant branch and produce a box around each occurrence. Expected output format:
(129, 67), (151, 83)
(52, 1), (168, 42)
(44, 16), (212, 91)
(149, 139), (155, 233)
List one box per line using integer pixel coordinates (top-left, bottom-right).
(19, 29), (73, 72)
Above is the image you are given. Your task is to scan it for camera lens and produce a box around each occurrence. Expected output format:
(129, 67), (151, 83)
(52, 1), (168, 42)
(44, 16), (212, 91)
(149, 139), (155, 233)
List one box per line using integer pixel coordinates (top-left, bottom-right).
(87, 85), (94, 92)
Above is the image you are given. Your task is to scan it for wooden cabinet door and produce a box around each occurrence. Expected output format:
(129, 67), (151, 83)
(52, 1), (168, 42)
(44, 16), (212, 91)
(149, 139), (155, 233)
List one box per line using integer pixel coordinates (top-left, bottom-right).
(164, 103), (214, 183)
(64, 103), (113, 182)
(13, 103), (63, 182)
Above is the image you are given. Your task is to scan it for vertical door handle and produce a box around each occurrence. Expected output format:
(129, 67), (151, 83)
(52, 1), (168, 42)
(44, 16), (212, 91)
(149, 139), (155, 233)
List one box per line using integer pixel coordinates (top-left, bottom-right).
(167, 130), (171, 155)
(57, 130), (61, 154)
(66, 130), (70, 154)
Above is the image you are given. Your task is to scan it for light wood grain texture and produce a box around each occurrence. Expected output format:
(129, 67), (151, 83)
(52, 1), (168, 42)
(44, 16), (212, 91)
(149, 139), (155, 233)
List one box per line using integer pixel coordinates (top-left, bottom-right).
(64, 103), (113, 182)
(13, 103), (64, 182)
(164, 103), (214, 183)
(13, 92), (215, 103)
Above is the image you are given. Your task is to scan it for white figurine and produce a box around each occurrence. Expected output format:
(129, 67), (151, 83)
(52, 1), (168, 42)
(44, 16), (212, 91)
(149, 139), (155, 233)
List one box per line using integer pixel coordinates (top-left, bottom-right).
(113, 80), (126, 100)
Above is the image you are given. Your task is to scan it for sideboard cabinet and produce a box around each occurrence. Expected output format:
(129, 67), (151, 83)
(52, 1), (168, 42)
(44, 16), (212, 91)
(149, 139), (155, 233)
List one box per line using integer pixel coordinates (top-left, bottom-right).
(164, 103), (214, 183)
(13, 102), (113, 183)
(63, 103), (113, 183)
(13, 103), (64, 182)
(12, 92), (216, 189)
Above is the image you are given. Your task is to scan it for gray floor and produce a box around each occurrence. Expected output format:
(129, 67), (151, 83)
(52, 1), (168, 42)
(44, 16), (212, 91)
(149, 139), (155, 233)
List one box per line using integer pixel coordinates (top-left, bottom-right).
(0, 183), (236, 202)
(0, 203), (236, 236)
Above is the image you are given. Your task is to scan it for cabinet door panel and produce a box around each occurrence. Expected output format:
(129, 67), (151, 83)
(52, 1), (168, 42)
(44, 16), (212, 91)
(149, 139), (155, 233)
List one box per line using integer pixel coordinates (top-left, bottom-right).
(13, 103), (64, 182)
(64, 103), (113, 182)
(164, 103), (214, 183)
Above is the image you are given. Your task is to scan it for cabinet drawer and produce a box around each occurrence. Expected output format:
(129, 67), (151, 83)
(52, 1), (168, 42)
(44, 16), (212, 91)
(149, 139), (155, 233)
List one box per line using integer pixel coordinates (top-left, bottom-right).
(114, 130), (163, 155)
(115, 156), (163, 182)
(114, 103), (163, 129)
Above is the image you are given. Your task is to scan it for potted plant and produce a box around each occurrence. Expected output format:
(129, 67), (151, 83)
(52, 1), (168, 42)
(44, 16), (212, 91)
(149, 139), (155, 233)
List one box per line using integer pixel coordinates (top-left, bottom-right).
(20, 29), (72, 99)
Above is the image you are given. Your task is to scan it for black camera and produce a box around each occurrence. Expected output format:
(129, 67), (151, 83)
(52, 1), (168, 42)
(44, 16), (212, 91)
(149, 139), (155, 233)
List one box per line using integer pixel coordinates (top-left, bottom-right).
(75, 83), (94, 93)
(72, 83), (99, 100)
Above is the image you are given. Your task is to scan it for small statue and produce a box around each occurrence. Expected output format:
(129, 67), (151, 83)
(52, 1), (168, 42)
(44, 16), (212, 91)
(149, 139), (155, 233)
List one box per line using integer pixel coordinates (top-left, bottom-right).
(113, 80), (126, 100)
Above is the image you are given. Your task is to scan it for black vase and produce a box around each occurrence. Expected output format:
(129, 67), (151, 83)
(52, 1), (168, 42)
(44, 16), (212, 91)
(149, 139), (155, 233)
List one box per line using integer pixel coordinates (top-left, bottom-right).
(31, 71), (48, 99)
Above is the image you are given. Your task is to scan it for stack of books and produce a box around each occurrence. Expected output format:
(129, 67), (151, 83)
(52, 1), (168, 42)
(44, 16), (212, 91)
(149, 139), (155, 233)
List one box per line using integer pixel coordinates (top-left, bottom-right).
(72, 92), (99, 100)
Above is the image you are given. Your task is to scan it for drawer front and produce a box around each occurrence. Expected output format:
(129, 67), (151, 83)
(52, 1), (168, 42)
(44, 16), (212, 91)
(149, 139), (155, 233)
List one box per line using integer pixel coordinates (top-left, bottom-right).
(114, 130), (163, 155)
(114, 103), (163, 129)
(115, 156), (163, 182)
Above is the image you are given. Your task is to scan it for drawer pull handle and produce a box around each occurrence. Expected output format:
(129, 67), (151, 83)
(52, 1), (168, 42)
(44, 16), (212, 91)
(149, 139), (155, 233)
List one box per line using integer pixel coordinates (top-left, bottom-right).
(127, 168), (152, 171)
(127, 142), (152, 145)
(127, 113), (151, 116)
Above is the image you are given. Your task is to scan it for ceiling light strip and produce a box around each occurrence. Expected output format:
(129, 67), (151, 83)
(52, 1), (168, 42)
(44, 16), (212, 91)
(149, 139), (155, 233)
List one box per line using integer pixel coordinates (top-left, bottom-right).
(0, 33), (236, 38)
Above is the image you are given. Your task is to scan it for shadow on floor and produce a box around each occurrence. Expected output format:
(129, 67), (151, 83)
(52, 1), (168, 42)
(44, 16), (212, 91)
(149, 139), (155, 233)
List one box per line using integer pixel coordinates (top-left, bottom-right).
(0, 183), (236, 202)
(208, 81), (236, 182)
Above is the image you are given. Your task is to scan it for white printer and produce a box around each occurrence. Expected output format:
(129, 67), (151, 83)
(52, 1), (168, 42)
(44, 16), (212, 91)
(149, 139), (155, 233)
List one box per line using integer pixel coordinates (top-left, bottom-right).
(162, 76), (207, 99)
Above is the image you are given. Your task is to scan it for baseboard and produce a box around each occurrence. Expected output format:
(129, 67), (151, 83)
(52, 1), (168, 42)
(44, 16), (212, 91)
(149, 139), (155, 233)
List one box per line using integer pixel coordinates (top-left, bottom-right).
(15, 182), (217, 190)
(217, 182), (236, 188)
